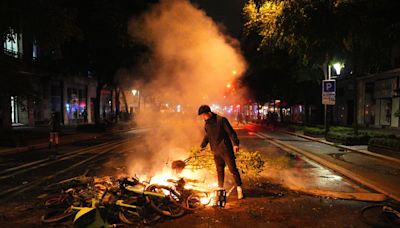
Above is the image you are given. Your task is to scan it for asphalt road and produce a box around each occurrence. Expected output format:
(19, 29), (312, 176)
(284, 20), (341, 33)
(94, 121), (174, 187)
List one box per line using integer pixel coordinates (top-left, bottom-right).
(0, 126), (395, 227)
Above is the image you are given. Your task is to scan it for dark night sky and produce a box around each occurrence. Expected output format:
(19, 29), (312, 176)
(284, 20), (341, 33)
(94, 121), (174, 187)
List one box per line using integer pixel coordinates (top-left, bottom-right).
(190, 0), (246, 38)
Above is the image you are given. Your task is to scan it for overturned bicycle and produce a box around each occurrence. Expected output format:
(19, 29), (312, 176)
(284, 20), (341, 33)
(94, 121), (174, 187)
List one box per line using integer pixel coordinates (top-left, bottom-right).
(40, 147), (265, 227)
(41, 175), (211, 227)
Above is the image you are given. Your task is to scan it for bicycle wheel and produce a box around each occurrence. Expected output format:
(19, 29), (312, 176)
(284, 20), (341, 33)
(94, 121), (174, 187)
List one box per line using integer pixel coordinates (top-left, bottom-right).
(45, 196), (66, 207)
(145, 184), (185, 218)
(360, 204), (399, 227)
(41, 208), (75, 223)
(185, 192), (209, 210)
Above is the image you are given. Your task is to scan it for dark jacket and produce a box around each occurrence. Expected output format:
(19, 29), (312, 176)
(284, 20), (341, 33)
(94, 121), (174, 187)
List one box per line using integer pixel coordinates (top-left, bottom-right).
(200, 113), (239, 156)
(49, 113), (60, 132)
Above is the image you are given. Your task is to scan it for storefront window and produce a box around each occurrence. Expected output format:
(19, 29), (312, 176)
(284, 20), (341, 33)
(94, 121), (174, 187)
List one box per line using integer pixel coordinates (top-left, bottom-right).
(66, 88), (86, 123)
(364, 82), (375, 125)
(380, 99), (392, 126)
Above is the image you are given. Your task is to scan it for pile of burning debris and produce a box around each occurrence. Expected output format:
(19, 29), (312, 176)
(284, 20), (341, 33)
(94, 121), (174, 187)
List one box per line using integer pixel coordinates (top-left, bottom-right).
(40, 149), (264, 227)
(41, 174), (221, 227)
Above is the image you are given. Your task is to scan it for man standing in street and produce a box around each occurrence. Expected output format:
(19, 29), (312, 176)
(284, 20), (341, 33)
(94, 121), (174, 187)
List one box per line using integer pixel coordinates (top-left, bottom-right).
(198, 105), (244, 199)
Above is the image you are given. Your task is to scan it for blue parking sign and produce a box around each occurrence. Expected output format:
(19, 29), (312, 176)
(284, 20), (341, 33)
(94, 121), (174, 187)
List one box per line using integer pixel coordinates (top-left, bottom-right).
(323, 80), (336, 93)
(322, 80), (336, 93)
(322, 80), (336, 105)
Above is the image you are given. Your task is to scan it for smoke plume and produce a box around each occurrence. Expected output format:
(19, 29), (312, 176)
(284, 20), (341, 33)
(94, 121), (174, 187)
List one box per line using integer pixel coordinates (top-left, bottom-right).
(125, 0), (247, 178)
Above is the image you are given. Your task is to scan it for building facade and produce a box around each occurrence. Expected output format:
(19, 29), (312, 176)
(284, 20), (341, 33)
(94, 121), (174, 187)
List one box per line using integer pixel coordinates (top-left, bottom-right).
(357, 69), (400, 128)
(334, 68), (400, 128)
(1, 29), (100, 129)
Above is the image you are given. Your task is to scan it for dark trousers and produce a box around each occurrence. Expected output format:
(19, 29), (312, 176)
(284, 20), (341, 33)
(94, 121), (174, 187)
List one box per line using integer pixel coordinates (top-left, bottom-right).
(214, 153), (242, 187)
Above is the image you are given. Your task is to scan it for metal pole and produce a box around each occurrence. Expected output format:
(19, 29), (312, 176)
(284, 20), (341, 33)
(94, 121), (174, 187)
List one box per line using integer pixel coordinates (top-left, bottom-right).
(324, 104), (328, 135)
(325, 65), (331, 136)
(138, 91), (140, 112)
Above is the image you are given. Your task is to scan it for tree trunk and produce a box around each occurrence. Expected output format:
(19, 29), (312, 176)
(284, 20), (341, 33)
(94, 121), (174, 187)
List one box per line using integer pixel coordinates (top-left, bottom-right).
(304, 103), (309, 125)
(94, 84), (102, 125)
(353, 74), (359, 135)
(110, 89), (114, 121)
(0, 95), (12, 130)
(115, 88), (120, 123)
(121, 90), (129, 113)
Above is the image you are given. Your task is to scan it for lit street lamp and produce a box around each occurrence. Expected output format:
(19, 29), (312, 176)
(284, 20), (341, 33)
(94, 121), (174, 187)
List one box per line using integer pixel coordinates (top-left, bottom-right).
(329, 62), (344, 78)
(333, 63), (344, 76)
(324, 61), (344, 135)
(131, 89), (140, 112)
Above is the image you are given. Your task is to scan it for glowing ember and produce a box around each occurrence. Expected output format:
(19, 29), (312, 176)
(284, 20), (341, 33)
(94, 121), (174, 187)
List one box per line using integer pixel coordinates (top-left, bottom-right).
(133, 165), (220, 207)
(200, 196), (211, 205)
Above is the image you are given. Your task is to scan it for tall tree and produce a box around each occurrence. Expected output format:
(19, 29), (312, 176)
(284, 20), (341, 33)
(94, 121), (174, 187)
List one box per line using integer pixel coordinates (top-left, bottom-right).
(242, 0), (327, 123)
(242, 0), (400, 129)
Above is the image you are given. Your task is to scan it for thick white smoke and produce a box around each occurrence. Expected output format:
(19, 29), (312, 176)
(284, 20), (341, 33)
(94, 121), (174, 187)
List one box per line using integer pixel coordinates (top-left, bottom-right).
(125, 0), (247, 177)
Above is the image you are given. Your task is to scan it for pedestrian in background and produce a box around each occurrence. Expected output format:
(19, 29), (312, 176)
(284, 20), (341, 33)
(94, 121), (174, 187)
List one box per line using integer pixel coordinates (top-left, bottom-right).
(236, 112), (244, 127)
(49, 111), (60, 150)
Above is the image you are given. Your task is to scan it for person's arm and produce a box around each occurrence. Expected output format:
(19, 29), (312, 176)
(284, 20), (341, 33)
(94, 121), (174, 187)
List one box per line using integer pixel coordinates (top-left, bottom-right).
(222, 117), (239, 146)
(200, 129), (209, 149)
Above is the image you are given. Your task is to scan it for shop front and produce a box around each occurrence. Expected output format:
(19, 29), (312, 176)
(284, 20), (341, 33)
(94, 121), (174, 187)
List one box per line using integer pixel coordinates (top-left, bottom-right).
(65, 87), (87, 124)
(373, 78), (397, 127)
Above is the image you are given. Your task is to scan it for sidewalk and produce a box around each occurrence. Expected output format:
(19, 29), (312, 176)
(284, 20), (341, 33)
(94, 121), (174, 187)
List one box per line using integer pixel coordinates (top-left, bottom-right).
(0, 123), (133, 156)
(253, 126), (400, 202)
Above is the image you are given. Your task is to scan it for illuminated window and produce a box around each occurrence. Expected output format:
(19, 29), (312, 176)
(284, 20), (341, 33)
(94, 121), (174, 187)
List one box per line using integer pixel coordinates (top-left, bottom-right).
(11, 96), (19, 123)
(3, 29), (22, 58)
(32, 40), (38, 60)
(66, 88), (87, 123)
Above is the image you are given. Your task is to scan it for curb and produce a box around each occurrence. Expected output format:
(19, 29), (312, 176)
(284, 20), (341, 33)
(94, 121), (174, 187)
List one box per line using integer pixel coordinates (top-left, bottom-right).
(0, 127), (135, 156)
(255, 132), (399, 202)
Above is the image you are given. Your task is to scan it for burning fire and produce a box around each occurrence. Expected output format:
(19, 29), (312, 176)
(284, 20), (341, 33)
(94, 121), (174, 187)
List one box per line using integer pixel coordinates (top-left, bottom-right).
(133, 165), (219, 207)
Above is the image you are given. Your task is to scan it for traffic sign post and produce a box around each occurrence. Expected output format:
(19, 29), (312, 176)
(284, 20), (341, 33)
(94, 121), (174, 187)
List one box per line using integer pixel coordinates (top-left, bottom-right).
(322, 80), (336, 105)
(322, 79), (336, 136)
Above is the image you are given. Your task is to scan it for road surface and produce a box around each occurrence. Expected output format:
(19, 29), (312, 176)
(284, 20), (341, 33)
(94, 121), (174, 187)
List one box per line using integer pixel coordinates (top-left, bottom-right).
(0, 126), (395, 227)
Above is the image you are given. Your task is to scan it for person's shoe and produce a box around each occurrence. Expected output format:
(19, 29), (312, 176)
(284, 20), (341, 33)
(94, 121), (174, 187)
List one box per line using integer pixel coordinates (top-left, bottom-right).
(237, 186), (244, 200)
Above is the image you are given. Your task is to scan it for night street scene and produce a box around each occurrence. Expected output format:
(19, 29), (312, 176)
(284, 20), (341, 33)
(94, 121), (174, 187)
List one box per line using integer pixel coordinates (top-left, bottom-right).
(1, 0), (400, 227)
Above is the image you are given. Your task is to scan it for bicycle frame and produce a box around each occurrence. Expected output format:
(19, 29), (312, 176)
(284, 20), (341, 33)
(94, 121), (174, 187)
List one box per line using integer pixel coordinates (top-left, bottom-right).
(124, 185), (167, 198)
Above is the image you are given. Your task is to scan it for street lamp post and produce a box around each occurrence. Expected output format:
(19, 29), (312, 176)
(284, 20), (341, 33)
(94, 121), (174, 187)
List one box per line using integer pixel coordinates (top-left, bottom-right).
(324, 62), (343, 135)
